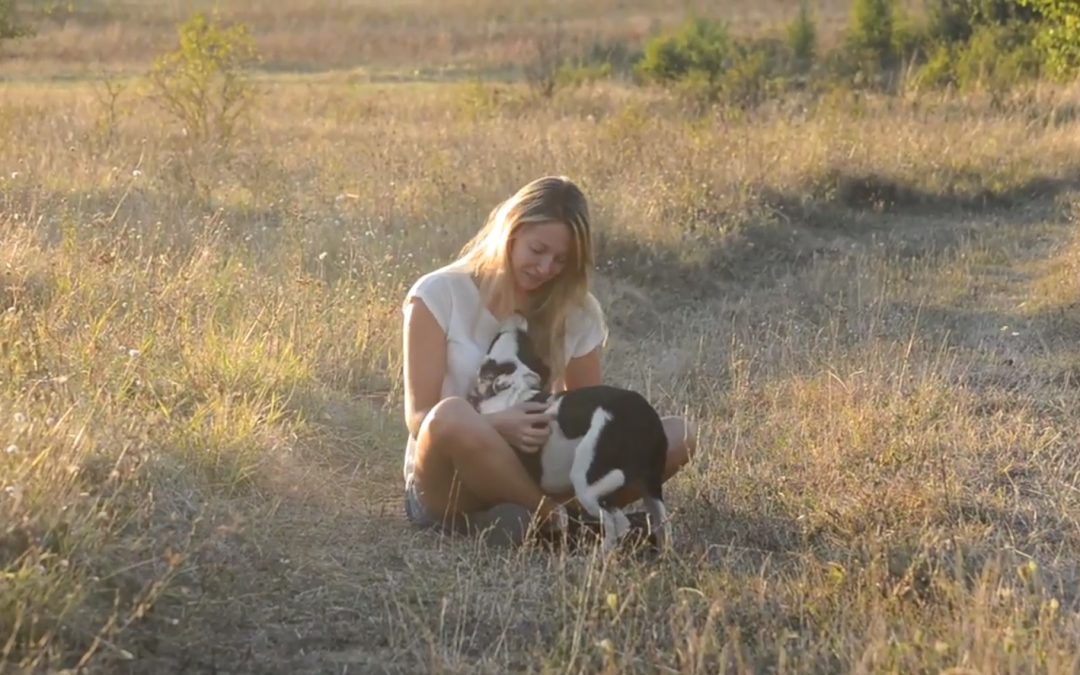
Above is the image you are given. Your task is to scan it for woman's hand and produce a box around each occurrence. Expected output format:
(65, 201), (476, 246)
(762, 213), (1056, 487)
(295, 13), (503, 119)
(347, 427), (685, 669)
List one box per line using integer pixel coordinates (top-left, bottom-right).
(484, 402), (553, 453)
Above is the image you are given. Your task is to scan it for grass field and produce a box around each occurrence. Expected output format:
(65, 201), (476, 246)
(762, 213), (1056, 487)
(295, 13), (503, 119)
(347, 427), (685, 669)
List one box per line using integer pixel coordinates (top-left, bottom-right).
(2, 0), (908, 78)
(3, 1), (1080, 673)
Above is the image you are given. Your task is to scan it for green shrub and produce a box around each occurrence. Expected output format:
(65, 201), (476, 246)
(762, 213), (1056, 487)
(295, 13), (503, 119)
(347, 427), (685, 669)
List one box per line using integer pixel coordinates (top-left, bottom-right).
(148, 11), (259, 151)
(837, 0), (931, 88)
(672, 68), (719, 112)
(917, 20), (1042, 92)
(721, 42), (785, 106)
(846, 0), (898, 71)
(0, 0), (29, 42)
(955, 22), (1041, 91)
(635, 16), (792, 109)
(913, 42), (958, 89)
(787, 1), (818, 73)
(926, 0), (1041, 43)
(927, 0), (976, 42)
(1021, 0), (1080, 80)
(635, 17), (733, 87)
(891, 7), (931, 61)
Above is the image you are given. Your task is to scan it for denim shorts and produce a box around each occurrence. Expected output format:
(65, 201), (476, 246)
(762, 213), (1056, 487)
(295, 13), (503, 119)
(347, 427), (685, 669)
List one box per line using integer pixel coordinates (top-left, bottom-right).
(404, 480), (532, 545)
(404, 479), (467, 533)
(404, 479), (439, 528)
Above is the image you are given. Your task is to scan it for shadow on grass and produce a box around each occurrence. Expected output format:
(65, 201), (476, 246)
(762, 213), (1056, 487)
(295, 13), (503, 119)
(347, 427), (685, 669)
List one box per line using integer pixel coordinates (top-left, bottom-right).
(678, 495), (804, 570)
(593, 171), (1080, 312)
(769, 169), (1080, 222)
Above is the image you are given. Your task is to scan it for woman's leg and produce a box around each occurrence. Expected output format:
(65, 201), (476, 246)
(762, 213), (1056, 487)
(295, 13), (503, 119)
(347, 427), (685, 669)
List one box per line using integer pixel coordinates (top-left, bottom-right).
(411, 397), (563, 528)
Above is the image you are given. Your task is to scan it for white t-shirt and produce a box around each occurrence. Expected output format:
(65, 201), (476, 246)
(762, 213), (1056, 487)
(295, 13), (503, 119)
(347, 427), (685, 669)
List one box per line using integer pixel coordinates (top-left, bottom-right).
(401, 262), (607, 483)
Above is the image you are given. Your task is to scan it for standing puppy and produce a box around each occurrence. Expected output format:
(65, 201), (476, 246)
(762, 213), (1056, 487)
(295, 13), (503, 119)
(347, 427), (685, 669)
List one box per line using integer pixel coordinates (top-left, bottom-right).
(467, 316), (671, 552)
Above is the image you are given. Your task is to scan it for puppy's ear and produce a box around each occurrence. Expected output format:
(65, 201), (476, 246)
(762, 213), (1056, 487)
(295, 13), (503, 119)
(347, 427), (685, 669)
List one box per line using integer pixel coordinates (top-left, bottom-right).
(478, 358), (498, 377)
(536, 361), (552, 389)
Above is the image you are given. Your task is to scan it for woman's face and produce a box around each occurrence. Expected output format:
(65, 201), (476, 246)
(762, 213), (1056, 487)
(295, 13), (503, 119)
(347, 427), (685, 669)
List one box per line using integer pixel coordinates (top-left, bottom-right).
(509, 221), (572, 293)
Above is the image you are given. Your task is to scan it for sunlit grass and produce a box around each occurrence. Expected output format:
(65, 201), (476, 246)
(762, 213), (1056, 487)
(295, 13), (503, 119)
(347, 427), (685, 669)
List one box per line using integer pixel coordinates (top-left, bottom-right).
(2, 67), (1080, 671)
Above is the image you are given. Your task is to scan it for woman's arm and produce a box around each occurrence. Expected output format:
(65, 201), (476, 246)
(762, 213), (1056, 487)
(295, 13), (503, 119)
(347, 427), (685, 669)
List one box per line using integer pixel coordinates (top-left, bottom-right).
(561, 346), (602, 391)
(402, 298), (448, 439)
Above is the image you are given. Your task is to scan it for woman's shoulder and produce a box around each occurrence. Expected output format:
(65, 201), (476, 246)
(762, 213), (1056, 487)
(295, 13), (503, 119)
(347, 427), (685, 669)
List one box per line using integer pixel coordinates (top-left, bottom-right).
(566, 291), (605, 331)
(403, 262), (478, 330)
(563, 291), (607, 357)
(407, 262), (473, 296)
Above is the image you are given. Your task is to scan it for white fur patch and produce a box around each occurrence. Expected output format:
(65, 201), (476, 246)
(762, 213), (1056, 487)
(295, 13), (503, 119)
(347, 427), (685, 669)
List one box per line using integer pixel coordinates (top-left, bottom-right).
(486, 330), (520, 364)
(611, 510), (631, 538)
(569, 408), (615, 512)
(583, 469), (626, 507)
(644, 497), (671, 552)
(537, 398), (575, 493)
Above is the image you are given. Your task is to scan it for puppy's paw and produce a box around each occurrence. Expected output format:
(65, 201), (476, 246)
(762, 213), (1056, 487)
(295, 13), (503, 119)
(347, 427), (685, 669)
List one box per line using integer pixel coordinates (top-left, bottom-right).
(600, 511), (620, 553)
(611, 509), (631, 539)
(546, 505), (569, 532)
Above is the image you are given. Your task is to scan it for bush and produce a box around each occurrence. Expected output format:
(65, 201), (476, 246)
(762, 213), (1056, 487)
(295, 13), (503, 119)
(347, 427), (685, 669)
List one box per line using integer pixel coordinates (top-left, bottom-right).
(891, 7), (931, 62)
(787, 1), (818, 73)
(954, 21), (1041, 91)
(1021, 0), (1080, 80)
(636, 17), (733, 87)
(635, 16), (793, 110)
(0, 0), (29, 43)
(927, 0), (976, 42)
(846, 0), (898, 72)
(915, 20), (1041, 92)
(148, 11), (259, 151)
(926, 0), (1042, 43)
(721, 42), (785, 106)
(837, 0), (929, 88)
(913, 42), (957, 89)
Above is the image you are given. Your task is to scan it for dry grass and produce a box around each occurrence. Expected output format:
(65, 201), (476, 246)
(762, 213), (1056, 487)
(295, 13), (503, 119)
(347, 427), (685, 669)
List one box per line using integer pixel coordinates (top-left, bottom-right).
(3, 18), (1080, 673)
(2, 0), (897, 78)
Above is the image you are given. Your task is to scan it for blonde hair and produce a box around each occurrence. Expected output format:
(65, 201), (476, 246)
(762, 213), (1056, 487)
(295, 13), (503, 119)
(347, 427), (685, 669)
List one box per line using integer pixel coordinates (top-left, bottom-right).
(456, 176), (603, 383)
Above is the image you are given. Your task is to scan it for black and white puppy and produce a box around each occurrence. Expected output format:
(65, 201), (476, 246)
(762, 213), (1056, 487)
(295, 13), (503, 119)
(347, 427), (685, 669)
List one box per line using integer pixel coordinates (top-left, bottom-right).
(467, 315), (671, 552)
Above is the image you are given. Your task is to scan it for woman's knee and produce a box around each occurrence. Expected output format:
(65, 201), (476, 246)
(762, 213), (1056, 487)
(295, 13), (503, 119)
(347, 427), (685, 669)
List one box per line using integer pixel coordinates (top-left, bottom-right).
(682, 418), (698, 459)
(663, 416), (697, 465)
(423, 397), (486, 457)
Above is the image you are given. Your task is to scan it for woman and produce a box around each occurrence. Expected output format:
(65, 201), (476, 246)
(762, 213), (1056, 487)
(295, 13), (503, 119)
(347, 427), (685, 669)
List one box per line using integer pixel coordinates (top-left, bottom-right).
(401, 176), (695, 541)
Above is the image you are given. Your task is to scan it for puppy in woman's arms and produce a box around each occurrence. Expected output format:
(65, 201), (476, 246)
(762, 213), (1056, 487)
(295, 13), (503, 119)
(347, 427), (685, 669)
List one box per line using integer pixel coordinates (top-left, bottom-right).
(467, 315), (670, 553)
